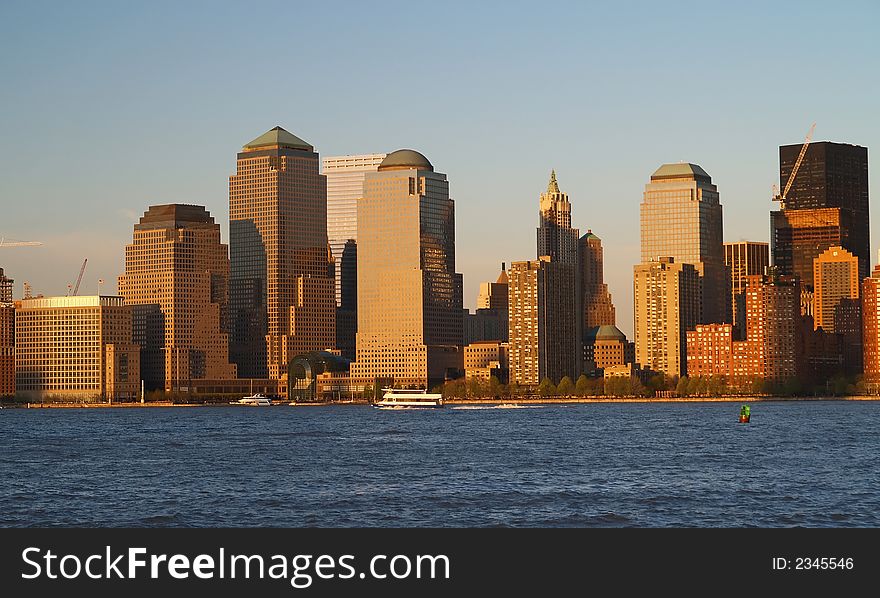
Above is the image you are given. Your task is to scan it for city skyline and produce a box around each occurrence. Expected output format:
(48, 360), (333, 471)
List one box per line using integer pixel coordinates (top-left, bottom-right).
(2, 3), (880, 340)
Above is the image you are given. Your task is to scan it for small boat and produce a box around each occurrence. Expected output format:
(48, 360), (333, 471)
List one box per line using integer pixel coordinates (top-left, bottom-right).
(738, 404), (750, 423)
(374, 388), (444, 409)
(231, 393), (272, 406)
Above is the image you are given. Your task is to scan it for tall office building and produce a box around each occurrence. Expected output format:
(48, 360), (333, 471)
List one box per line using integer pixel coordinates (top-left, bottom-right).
(579, 231), (616, 329)
(743, 274), (800, 382)
(350, 150), (463, 388)
(724, 241), (769, 335)
(771, 142), (869, 287)
(862, 259), (880, 382)
(537, 170), (578, 265)
(15, 296), (140, 401)
(229, 126), (335, 379)
(535, 171), (580, 375)
(323, 154), (386, 306)
(118, 204), (237, 391)
(813, 246), (859, 333)
(633, 258), (700, 378)
(641, 163), (725, 324)
(508, 257), (578, 385)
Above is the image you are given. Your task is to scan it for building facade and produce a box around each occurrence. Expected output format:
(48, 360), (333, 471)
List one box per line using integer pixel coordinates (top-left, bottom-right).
(323, 154), (387, 306)
(633, 258), (700, 378)
(350, 150), (463, 389)
(772, 142), (869, 288)
(685, 323), (733, 379)
(641, 163), (725, 324)
(0, 304), (13, 397)
(583, 325), (633, 373)
(0, 267), (12, 303)
(508, 257), (578, 385)
(14, 296), (140, 401)
(813, 246), (859, 333)
(537, 170), (578, 265)
(464, 341), (509, 382)
(118, 204), (236, 391)
(229, 126), (335, 379)
(743, 274), (800, 383)
(579, 231), (616, 329)
(724, 241), (769, 335)
(862, 262), (880, 382)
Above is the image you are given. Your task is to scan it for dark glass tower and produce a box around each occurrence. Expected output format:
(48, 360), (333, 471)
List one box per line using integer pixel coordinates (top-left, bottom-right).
(771, 142), (869, 287)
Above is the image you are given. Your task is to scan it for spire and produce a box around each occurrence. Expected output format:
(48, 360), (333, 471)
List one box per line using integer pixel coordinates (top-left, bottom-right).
(547, 170), (559, 194)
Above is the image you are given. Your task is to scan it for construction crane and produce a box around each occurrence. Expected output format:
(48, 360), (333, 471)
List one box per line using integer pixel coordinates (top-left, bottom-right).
(72, 258), (88, 296)
(773, 122), (816, 209)
(0, 237), (43, 248)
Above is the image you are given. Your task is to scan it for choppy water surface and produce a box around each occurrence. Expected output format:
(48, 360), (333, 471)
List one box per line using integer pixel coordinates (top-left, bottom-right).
(1, 401), (878, 527)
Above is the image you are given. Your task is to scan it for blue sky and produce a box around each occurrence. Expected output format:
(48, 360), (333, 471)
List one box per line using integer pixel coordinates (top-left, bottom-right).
(1, 1), (878, 337)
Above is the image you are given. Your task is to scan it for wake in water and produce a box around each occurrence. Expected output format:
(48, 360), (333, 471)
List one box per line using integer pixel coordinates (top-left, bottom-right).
(451, 404), (544, 410)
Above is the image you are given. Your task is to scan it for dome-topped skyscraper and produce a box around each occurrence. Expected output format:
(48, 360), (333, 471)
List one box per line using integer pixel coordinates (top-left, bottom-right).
(351, 150), (463, 388)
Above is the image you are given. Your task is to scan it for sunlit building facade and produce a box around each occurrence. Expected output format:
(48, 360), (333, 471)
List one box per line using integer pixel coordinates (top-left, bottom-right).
(633, 258), (700, 378)
(641, 163), (725, 324)
(14, 296), (140, 401)
(118, 204), (236, 391)
(508, 257), (578, 385)
(229, 126), (335, 379)
(813, 246), (859, 334)
(579, 231), (616, 330)
(350, 150), (463, 388)
(724, 241), (769, 335)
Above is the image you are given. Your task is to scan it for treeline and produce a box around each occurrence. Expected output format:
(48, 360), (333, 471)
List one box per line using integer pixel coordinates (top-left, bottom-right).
(433, 373), (667, 399)
(434, 373), (867, 399)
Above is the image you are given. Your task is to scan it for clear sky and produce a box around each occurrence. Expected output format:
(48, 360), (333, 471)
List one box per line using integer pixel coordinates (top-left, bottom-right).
(1, 1), (878, 338)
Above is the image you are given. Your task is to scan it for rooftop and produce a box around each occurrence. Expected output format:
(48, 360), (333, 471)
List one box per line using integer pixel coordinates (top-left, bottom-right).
(378, 149), (433, 172)
(651, 162), (712, 183)
(585, 325), (627, 342)
(243, 126), (313, 151)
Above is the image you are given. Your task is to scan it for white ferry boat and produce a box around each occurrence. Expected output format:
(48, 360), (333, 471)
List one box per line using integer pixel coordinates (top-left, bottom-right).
(374, 388), (444, 409)
(231, 393), (272, 406)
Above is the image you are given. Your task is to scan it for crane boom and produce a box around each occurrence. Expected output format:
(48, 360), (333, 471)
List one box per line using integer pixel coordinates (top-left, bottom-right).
(780, 122), (816, 203)
(73, 258), (88, 296)
(0, 238), (43, 248)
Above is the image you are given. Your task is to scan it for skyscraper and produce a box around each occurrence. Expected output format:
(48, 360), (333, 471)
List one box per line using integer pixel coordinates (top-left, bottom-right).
(724, 241), (769, 335)
(537, 170), (578, 265)
(771, 142), (869, 287)
(641, 163), (725, 324)
(633, 258), (700, 378)
(323, 154), (386, 307)
(743, 274), (800, 383)
(229, 126), (335, 379)
(579, 231), (616, 329)
(862, 259), (880, 382)
(813, 246), (859, 333)
(118, 204), (237, 391)
(535, 171), (580, 375)
(350, 150), (463, 389)
(508, 257), (578, 385)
